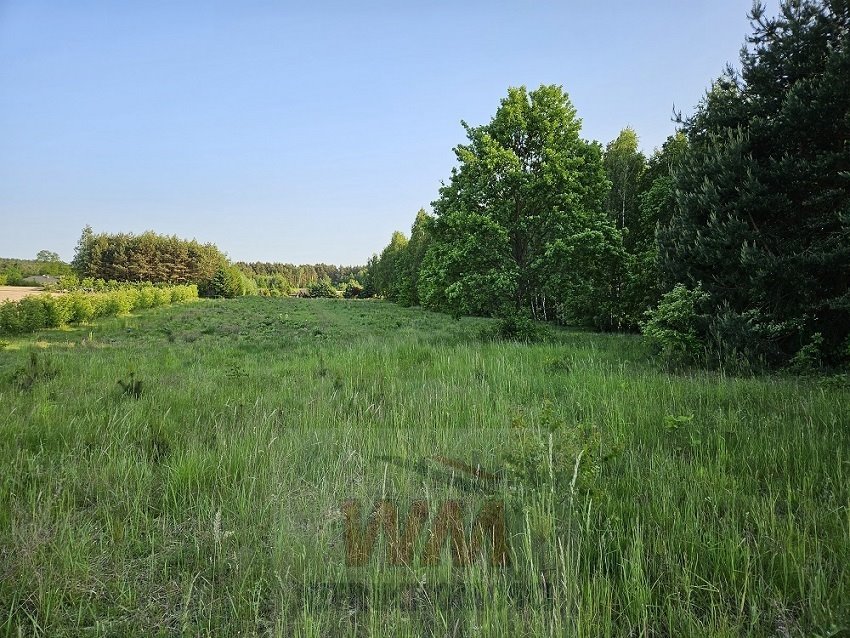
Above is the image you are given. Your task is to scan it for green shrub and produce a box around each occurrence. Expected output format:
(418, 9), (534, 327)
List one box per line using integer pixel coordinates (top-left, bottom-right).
(0, 284), (197, 335)
(0, 301), (22, 334)
(67, 292), (95, 323)
(137, 286), (157, 309)
(153, 287), (171, 306)
(789, 332), (825, 374)
(307, 278), (338, 298)
(200, 266), (245, 298)
(42, 295), (71, 328)
(343, 279), (364, 299)
(16, 296), (49, 333)
(501, 401), (615, 501)
(3, 267), (23, 286)
(0, 274), (6, 286)
(640, 284), (710, 368)
(481, 311), (543, 343)
(57, 274), (79, 290)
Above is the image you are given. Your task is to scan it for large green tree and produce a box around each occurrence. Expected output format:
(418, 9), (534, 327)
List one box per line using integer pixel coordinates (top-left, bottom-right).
(420, 85), (620, 325)
(658, 0), (850, 366)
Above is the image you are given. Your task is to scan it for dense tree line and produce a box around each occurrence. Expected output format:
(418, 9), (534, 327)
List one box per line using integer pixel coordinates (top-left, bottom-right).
(72, 227), (226, 286)
(368, 0), (849, 369)
(235, 262), (366, 290)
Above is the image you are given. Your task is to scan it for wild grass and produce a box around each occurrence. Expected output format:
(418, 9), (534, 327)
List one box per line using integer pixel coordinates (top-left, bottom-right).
(0, 298), (847, 636)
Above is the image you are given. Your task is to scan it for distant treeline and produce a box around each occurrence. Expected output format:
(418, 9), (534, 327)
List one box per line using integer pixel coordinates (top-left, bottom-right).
(1, 254), (73, 283)
(235, 262), (366, 289)
(367, 0), (850, 370)
(66, 228), (368, 299)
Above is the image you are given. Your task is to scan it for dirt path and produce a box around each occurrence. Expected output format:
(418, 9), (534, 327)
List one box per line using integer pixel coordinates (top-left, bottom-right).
(0, 286), (60, 302)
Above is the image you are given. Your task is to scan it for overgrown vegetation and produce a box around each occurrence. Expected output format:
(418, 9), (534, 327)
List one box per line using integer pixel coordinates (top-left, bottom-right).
(0, 297), (846, 636)
(0, 283), (197, 335)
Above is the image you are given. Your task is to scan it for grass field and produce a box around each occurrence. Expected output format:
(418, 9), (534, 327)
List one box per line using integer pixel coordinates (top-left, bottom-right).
(1, 297), (848, 637)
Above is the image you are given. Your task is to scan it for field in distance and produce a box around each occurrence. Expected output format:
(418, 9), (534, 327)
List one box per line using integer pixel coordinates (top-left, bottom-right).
(0, 286), (59, 303)
(0, 297), (848, 636)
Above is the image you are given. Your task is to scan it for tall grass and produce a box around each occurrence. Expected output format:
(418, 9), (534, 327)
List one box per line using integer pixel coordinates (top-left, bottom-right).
(0, 298), (847, 636)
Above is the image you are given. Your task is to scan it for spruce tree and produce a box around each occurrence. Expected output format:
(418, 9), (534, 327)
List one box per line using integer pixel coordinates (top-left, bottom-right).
(658, 0), (850, 366)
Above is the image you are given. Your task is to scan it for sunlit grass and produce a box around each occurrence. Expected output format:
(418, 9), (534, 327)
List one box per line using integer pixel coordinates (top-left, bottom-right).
(0, 298), (847, 636)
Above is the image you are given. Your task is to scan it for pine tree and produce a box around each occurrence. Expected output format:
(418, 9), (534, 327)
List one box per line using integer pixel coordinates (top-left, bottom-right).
(658, 0), (850, 366)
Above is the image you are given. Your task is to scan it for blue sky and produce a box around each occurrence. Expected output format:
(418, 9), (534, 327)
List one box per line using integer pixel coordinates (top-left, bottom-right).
(0, 1), (776, 265)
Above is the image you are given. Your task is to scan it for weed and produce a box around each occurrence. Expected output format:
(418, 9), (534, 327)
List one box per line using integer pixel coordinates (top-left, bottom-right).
(9, 351), (58, 390)
(117, 371), (143, 398)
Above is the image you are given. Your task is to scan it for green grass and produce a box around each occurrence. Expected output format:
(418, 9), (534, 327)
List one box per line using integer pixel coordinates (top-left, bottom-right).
(0, 297), (848, 636)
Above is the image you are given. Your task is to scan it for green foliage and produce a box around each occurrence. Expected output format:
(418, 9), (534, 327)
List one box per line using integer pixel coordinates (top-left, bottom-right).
(0, 256), (73, 279)
(236, 261), (365, 290)
(307, 277), (339, 298)
(0, 284), (198, 335)
(640, 284), (710, 367)
(368, 209), (434, 306)
(200, 265), (245, 299)
(658, 0), (850, 367)
(117, 372), (143, 398)
(371, 230), (409, 301)
(420, 85), (620, 326)
(7, 351), (58, 391)
(342, 279), (364, 298)
(2, 266), (23, 286)
(604, 127), (646, 247)
(482, 311), (544, 343)
(72, 225), (226, 285)
(501, 401), (613, 499)
(36, 250), (60, 263)
(789, 332), (825, 374)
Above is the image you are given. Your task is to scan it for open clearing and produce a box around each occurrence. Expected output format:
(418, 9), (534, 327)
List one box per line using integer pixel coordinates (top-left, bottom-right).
(0, 297), (848, 636)
(0, 286), (56, 302)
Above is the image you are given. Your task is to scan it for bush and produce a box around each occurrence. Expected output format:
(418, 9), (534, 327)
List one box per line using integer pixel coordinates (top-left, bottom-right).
(136, 286), (157, 309)
(481, 311), (544, 343)
(0, 301), (22, 334)
(200, 266), (245, 298)
(0, 284), (198, 335)
(307, 278), (339, 298)
(2, 267), (23, 286)
(66, 292), (95, 323)
(42, 295), (71, 328)
(16, 296), (49, 333)
(640, 284), (710, 368)
(343, 279), (364, 299)
(57, 274), (79, 290)
(501, 401), (615, 501)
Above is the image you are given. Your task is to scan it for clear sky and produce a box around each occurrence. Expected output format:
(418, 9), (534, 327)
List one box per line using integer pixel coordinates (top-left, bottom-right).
(0, 1), (776, 265)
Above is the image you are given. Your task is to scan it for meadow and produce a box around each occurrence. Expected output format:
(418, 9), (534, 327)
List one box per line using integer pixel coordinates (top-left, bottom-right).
(0, 297), (848, 637)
